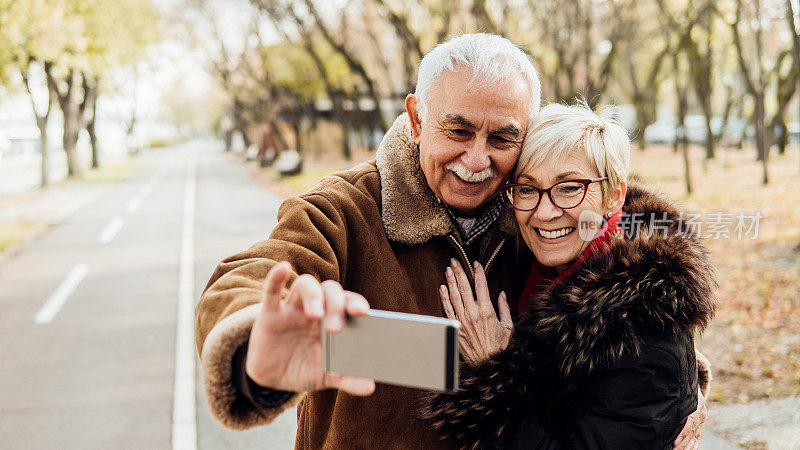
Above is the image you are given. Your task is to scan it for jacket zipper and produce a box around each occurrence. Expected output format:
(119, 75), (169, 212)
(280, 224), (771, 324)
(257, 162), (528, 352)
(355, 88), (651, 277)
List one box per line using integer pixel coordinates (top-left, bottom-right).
(446, 234), (475, 281)
(484, 237), (506, 275)
(446, 235), (507, 282)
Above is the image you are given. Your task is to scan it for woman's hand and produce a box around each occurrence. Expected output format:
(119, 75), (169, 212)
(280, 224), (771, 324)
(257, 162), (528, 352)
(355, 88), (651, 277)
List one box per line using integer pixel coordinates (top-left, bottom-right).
(440, 259), (513, 363)
(673, 387), (708, 450)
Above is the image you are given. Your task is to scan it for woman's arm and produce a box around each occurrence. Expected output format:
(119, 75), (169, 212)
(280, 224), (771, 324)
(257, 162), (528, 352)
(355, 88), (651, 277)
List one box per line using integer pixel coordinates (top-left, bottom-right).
(423, 336), (698, 450)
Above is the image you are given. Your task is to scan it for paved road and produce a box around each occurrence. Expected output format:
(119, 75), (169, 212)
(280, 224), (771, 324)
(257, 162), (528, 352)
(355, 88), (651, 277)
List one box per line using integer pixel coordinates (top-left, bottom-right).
(0, 141), (296, 449)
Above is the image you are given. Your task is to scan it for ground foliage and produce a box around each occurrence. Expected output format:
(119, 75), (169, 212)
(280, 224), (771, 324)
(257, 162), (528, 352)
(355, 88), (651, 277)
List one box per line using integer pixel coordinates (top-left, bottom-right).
(629, 144), (800, 404)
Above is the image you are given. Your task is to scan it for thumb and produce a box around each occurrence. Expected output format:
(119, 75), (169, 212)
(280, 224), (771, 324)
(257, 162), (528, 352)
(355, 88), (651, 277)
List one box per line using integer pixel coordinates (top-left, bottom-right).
(324, 374), (376, 396)
(498, 291), (513, 328)
(262, 261), (292, 312)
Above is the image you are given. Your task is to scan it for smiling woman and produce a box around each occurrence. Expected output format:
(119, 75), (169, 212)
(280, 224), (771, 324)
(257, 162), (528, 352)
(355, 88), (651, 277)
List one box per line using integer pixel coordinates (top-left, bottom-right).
(425, 101), (716, 449)
(510, 102), (630, 271)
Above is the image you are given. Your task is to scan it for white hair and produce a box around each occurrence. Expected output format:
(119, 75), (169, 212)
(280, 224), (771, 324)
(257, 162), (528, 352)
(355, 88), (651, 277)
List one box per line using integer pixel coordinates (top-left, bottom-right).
(414, 33), (541, 120)
(516, 101), (631, 203)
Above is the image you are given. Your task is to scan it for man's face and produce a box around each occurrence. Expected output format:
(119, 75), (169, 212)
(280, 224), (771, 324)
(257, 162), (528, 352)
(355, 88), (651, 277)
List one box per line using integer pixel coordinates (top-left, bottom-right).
(407, 69), (531, 214)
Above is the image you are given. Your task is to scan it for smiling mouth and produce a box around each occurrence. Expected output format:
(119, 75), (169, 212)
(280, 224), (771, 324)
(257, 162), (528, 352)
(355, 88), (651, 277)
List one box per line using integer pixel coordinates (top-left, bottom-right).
(451, 172), (483, 184)
(535, 227), (575, 239)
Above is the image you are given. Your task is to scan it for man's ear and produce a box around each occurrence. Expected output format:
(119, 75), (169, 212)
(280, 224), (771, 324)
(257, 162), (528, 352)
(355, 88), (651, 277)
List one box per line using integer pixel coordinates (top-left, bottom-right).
(405, 94), (423, 145)
(606, 180), (627, 213)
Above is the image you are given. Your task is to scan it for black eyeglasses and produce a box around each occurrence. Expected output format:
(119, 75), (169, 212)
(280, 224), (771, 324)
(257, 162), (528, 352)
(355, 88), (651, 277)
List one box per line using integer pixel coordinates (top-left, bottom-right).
(502, 177), (608, 211)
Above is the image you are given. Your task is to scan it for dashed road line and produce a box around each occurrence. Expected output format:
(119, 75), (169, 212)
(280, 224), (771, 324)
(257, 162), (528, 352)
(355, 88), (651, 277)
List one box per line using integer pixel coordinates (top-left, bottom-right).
(126, 196), (143, 213)
(98, 216), (125, 244)
(34, 263), (90, 324)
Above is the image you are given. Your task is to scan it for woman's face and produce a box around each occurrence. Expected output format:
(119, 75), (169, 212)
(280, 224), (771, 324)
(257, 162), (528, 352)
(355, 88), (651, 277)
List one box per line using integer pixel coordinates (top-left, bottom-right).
(514, 151), (609, 271)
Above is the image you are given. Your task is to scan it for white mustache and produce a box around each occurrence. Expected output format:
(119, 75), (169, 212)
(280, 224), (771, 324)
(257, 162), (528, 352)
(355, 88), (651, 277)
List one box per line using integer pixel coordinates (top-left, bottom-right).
(445, 162), (497, 183)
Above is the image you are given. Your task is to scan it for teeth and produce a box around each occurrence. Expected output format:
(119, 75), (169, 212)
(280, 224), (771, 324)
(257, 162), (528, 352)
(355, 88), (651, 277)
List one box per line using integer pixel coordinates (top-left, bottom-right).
(537, 227), (575, 239)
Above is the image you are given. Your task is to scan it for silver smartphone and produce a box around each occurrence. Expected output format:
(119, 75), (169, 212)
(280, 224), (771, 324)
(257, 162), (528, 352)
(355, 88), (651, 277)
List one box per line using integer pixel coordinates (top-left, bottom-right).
(322, 309), (460, 392)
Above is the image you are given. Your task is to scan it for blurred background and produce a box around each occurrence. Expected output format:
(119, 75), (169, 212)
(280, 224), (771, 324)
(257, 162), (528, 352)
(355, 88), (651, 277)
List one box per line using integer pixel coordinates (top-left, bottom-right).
(0, 0), (798, 449)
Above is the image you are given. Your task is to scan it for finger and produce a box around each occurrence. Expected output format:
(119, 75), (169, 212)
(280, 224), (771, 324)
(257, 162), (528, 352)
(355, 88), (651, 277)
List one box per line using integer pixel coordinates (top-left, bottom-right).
(473, 262), (494, 318)
(673, 416), (694, 447)
(439, 285), (456, 320)
(697, 388), (707, 417)
(344, 291), (370, 317)
(321, 280), (346, 333)
(325, 374), (376, 396)
(450, 259), (475, 303)
(673, 430), (688, 448)
(289, 274), (324, 318)
(451, 259), (478, 320)
(498, 291), (513, 327)
(262, 261), (292, 312)
(445, 266), (466, 320)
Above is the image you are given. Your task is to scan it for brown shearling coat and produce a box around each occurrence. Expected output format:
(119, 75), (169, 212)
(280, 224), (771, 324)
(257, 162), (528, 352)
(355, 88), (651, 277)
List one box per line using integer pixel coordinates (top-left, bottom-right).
(195, 114), (530, 449)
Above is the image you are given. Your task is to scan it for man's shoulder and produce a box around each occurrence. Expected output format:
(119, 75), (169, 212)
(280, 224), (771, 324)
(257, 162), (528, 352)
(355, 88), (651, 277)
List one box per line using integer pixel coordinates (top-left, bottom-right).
(300, 159), (382, 207)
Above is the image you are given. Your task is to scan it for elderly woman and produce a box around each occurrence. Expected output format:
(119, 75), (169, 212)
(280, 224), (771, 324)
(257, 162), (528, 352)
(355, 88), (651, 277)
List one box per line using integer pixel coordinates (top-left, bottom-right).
(424, 102), (716, 449)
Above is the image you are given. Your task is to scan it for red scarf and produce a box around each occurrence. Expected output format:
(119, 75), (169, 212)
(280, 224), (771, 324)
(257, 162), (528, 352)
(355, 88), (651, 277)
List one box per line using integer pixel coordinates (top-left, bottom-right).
(517, 209), (624, 316)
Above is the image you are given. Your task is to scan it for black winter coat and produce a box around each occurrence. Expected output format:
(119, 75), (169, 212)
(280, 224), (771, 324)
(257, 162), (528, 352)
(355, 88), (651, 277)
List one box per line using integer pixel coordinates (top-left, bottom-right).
(422, 185), (717, 449)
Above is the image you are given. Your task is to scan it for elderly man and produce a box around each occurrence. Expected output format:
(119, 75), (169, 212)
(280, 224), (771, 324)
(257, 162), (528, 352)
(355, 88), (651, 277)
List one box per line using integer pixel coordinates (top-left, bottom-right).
(195, 33), (706, 449)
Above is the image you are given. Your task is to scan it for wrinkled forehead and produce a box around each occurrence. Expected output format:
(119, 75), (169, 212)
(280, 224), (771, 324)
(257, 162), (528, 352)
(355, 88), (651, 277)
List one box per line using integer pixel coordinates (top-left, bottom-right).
(427, 68), (532, 126)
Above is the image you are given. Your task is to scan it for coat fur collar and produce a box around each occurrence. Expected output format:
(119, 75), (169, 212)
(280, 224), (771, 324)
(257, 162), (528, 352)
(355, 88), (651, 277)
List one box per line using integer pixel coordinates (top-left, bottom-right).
(518, 183), (717, 379)
(375, 113), (517, 245)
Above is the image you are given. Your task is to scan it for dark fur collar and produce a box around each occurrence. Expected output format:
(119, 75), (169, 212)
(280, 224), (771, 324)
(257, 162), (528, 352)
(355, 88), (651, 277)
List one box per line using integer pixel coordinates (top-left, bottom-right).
(374, 113), (517, 244)
(517, 183), (717, 379)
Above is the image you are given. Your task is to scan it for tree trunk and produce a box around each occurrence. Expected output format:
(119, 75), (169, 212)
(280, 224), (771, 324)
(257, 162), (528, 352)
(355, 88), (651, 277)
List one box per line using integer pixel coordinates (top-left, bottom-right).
(88, 113), (99, 168)
(22, 61), (54, 188)
(673, 54), (691, 195)
(678, 85), (691, 195)
(754, 92), (769, 184)
(37, 117), (49, 188)
(62, 123), (80, 177)
(60, 70), (81, 177)
(776, 119), (788, 155)
(81, 76), (100, 169)
(293, 119), (302, 154)
(678, 112), (692, 195)
(701, 101), (715, 160)
(46, 67), (98, 178)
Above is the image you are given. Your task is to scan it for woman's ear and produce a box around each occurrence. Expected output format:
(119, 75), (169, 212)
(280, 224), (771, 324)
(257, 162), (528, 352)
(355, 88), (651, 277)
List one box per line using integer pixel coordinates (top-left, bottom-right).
(405, 94), (423, 145)
(606, 180), (627, 213)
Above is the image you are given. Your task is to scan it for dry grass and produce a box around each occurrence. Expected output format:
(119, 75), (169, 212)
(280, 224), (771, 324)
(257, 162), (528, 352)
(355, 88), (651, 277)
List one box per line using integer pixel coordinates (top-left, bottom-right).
(66, 157), (142, 183)
(0, 219), (47, 254)
(630, 144), (800, 404)
(255, 142), (800, 405)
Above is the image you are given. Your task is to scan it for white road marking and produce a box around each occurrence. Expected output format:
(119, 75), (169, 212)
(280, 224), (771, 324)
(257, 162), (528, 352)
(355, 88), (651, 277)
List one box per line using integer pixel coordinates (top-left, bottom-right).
(98, 216), (125, 244)
(126, 196), (143, 213)
(172, 162), (197, 450)
(127, 166), (171, 214)
(34, 264), (90, 324)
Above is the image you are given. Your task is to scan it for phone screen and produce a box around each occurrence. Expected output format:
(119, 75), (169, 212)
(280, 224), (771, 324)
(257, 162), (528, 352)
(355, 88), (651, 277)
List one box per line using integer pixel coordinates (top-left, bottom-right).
(322, 309), (459, 392)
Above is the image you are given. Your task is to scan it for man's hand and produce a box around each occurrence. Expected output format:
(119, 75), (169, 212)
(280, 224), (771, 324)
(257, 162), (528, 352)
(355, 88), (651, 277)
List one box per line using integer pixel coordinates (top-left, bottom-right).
(439, 259), (513, 363)
(244, 262), (376, 396)
(673, 387), (708, 450)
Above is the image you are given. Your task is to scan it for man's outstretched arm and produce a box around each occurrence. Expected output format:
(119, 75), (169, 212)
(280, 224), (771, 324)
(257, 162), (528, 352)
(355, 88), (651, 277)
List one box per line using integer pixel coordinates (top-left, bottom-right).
(196, 190), (372, 429)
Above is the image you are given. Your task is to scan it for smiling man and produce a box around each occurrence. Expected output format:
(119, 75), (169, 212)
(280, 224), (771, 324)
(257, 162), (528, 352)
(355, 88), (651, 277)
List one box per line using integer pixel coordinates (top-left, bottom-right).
(196, 33), (538, 448)
(194, 33), (706, 449)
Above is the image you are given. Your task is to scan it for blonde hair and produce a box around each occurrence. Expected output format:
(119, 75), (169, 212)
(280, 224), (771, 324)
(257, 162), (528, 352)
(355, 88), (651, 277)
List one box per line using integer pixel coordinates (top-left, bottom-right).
(516, 100), (630, 205)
